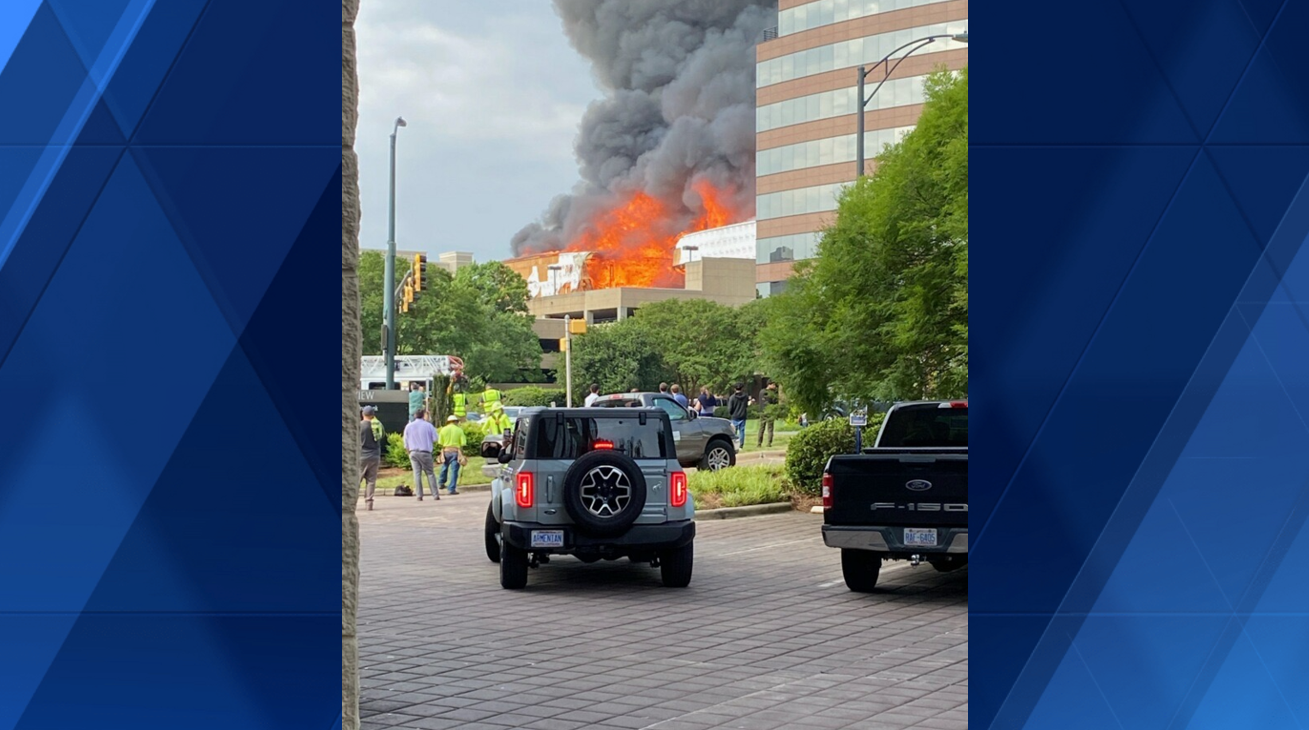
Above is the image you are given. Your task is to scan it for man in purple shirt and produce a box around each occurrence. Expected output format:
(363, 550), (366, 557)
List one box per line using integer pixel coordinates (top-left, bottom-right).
(403, 409), (439, 501)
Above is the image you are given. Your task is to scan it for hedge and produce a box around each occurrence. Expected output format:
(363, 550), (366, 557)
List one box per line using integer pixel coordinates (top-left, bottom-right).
(502, 386), (567, 407)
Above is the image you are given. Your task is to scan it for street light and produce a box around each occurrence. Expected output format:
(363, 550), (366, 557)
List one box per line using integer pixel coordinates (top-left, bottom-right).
(680, 245), (700, 265)
(855, 32), (967, 178)
(384, 116), (406, 389)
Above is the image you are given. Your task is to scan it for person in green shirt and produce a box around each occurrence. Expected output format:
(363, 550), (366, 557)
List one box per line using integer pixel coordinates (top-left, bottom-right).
(408, 382), (426, 421)
(486, 403), (513, 436)
(437, 415), (467, 495)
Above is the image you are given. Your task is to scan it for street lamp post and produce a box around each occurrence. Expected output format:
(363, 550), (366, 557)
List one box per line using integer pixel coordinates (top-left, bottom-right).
(547, 263), (563, 296)
(855, 31), (967, 178)
(383, 116), (407, 389)
(680, 245), (699, 265)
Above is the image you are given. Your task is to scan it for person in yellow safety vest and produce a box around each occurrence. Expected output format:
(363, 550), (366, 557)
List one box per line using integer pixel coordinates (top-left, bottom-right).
(482, 387), (502, 413)
(452, 392), (467, 418)
(486, 403), (513, 436)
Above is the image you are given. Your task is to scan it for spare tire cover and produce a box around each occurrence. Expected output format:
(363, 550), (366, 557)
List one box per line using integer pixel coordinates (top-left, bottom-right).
(561, 450), (648, 537)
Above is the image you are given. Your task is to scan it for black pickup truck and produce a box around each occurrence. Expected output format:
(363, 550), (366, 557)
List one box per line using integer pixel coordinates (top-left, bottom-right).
(821, 400), (967, 591)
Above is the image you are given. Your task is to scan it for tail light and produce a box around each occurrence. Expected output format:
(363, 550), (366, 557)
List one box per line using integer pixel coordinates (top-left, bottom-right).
(670, 471), (688, 508)
(940, 400), (968, 408)
(515, 472), (535, 508)
(592, 439), (614, 450)
(821, 472), (834, 509)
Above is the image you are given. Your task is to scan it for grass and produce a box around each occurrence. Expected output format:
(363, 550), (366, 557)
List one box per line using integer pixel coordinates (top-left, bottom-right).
(689, 464), (791, 510)
(368, 455), (493, 494)
(728, 419), (803, 453)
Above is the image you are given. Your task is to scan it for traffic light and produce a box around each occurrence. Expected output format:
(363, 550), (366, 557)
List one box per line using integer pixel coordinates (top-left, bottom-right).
(400, 298), (409, 314)
(412, 254), (427, 293)
(403, 283), (415, 305)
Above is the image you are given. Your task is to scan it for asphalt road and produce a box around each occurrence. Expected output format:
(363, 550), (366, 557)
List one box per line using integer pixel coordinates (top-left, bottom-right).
(357, 493), (968, 730)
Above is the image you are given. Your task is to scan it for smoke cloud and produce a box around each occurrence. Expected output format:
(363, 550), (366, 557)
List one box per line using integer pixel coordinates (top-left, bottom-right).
(510, 0), (774, 256)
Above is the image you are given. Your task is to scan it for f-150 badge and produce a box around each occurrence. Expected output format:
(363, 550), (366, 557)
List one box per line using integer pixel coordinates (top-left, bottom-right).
(905, 479), (932, 491)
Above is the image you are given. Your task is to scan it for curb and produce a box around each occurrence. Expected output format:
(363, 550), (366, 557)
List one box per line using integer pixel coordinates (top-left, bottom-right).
(695, 502), (794, 520)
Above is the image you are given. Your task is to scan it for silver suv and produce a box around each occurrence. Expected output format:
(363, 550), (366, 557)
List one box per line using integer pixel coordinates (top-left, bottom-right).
(481, 408), (695, 589)
(592, 392), (737, 471)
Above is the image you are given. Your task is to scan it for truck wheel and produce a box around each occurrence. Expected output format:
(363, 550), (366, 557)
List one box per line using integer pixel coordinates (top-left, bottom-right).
(660, 541), (693, 587)
(841, 549), (881, 592)
(562, 451), (648, 538)
(500, 543), (528, 589)
(484, 503), (501, 563)
(700, 439), (736, 472)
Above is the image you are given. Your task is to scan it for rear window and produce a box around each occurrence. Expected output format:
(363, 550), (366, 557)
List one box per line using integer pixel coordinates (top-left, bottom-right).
(877, 404), (968, 448)
(530, 414), (670, 460)
(593, 396), (643, 408)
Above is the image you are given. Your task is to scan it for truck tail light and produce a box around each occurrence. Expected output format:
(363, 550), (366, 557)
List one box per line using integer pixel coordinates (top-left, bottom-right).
(592, 439), (614, 450)
(515, 472), (535, 508)
(670, 471), (688, 507)
(940, 400), (968, 408)
(821, 472), (834, 509)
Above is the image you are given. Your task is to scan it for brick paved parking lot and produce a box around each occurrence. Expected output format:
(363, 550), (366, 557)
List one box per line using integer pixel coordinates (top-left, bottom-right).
(357, 494), (967, 730)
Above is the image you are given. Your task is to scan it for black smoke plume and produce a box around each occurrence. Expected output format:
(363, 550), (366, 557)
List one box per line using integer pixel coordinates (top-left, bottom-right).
(510, 0), (773, 257)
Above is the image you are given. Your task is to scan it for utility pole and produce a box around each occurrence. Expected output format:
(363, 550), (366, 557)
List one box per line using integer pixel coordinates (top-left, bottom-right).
(383, 116), (406, 389)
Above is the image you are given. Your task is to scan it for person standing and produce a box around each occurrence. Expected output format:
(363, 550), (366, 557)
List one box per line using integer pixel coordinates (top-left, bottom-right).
(359, 406), (384, 511)
(727, 383), (752, 449)
(584, 383), (601, 407)
(486, 403), (513, 435)
(403, 408), (439, 501)
(757, 382), (780, 448)
(437, 415), (467, 495)
(658, 382), (669, 395)
(408, 382), (425, 421)
(670, 384), (688, 409)
(697, 387), (718, 417)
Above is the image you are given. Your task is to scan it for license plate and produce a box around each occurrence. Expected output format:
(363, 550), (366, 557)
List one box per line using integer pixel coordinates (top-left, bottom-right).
(530, 530), (564, 548)
(904, 528), (937, 547)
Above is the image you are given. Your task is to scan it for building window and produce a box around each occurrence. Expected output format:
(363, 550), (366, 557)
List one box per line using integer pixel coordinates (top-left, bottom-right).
(758, 19), (967, 87)
(757, 126), (913, 176)
(757, 76), (927, 132)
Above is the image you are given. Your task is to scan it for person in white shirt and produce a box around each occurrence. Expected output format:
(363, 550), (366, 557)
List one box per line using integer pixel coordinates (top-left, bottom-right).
(583, 383), (601, 407)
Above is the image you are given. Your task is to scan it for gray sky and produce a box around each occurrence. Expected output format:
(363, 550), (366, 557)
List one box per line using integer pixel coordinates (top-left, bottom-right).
(355, 1), (601, 263)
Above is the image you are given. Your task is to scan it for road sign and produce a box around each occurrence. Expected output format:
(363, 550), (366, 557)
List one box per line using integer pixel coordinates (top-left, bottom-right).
(850, 412), (867, 427)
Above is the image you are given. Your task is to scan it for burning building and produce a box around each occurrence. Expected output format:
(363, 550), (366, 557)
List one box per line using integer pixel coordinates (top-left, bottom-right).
(509, 1), (772, 293)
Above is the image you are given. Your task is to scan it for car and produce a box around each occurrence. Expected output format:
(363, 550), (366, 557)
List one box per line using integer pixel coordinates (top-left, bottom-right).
(591, 392), (737, 471)
(480, 407), (695, 589)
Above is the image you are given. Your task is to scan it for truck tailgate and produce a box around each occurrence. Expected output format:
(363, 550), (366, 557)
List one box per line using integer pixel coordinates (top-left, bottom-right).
(825, 453), (967, 527)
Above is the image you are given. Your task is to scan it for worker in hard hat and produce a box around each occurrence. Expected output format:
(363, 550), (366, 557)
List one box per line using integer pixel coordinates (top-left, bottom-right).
(481, 385), (502, 414)
(437, 415), (467, 495)
(486, 402), (513, 436)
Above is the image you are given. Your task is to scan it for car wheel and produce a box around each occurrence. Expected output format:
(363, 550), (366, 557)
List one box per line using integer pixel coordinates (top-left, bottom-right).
(930, 556), (967, 573)
(500, 543), (528, 589)
(484, 503), (501, 563)
(700, 439), (735, 472)
(841, 549), (882, 592)
(561, 450), (648, 538)
(659, 541), (693, 588)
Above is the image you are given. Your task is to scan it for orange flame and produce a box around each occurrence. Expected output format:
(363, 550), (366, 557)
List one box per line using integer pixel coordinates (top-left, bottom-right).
(561, 180), (741, 290)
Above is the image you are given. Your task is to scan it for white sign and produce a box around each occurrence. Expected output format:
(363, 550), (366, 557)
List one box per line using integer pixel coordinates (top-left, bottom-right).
(849, 412), (867, 427)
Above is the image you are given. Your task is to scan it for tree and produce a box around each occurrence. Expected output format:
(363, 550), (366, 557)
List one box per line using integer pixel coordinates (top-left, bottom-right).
(357, 252), (542, 383)
(625, 299), (757, 393)
(759, 67), (968, 413)
(570, 319), (676, 394)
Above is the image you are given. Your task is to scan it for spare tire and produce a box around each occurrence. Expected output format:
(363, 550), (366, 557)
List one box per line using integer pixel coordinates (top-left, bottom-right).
(561, 450), (648, 538)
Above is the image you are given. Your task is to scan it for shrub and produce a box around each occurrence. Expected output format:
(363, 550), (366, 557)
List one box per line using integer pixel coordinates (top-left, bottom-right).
(503, 386), (566, 407)
(383, 433), (409, 469)
(689, 465), (789, 509)
(460, 420), (488, 457)
(785, 418), (857, 495)
(712, 405), (729, 420)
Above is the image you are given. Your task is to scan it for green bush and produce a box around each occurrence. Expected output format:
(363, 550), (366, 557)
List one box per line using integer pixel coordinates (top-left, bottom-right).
(785, 418), (857, 495)
(688, 465), (789, 509)
(502, 386), (566, 407)
(460, 421), (488, 457)
(712, 405), (730, 420)
(383, 432), (409, 469)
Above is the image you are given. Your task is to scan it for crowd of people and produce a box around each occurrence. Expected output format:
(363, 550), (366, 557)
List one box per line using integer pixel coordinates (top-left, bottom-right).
(360, 379), (795, 511)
